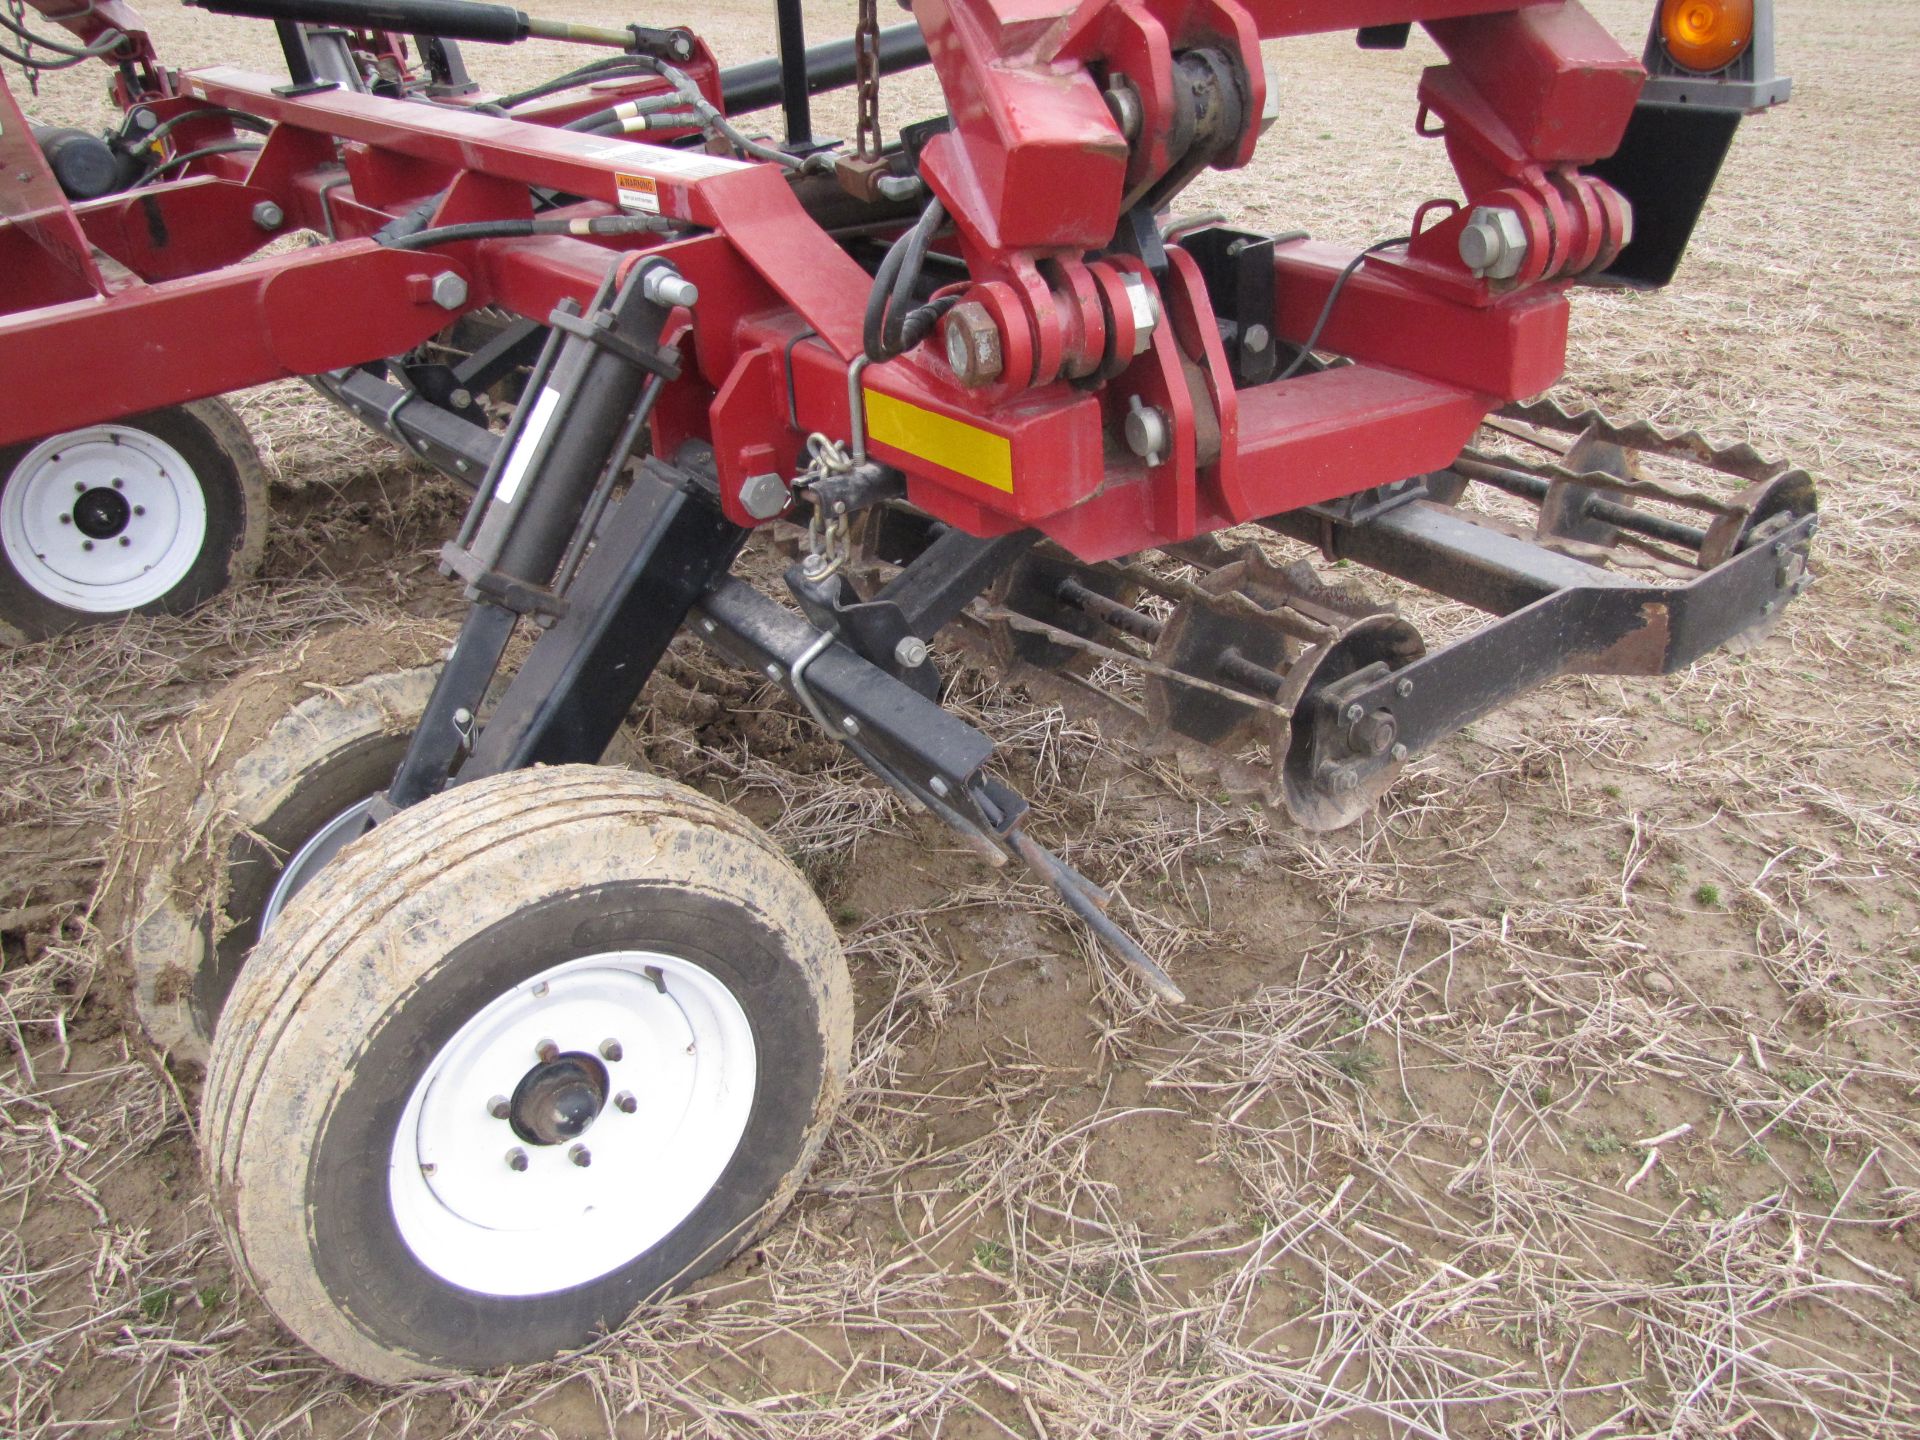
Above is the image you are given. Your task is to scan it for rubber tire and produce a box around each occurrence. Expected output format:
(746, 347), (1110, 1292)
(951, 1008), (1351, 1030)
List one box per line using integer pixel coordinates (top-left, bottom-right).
(126, 661), (441, 1064)
(0, 399), (268, 643)
(202, 765), (852, 1382)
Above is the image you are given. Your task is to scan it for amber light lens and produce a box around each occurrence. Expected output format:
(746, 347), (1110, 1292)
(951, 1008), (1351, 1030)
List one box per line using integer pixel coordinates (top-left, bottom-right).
(1660, 0), (1754, 73)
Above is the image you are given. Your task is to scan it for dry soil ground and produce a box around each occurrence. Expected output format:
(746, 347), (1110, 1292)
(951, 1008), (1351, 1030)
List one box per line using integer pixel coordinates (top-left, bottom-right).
(3, 1), (1918, 1436)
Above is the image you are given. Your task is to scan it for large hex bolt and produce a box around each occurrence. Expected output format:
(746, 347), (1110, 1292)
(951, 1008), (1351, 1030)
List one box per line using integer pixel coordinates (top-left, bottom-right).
(429, 271), (469, 310)
(737, 472), (790, 520)
(942, 301), (1004, 389)
(250, 200), (284, 231)
(641, 267), (699, 309)
(1457, 207), (1529, 282)
(1119, 273), (1160, 356)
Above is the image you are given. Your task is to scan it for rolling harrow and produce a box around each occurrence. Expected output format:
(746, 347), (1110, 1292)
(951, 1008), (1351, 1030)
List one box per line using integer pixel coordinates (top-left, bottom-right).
(1, 0), (1811, 1381)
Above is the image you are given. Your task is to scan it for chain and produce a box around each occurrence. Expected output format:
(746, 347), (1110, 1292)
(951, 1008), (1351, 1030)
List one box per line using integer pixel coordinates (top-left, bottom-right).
(6, 0), (41, 93)
(855, 0), (881, 160)
(796, 433), (855, 580)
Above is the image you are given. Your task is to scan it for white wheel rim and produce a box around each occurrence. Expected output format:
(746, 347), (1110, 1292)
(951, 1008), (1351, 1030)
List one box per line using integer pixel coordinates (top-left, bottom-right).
(261, 796), (379, 935)
(388, 950), (758, 1296)
(1, 424), (208, 612)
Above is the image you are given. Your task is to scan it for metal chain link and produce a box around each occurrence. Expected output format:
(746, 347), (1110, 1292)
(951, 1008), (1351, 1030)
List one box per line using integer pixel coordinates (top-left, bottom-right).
(855, 0), (882, 160)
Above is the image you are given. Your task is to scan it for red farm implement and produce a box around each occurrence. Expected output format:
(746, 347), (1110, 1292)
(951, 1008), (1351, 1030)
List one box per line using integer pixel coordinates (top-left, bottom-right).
(0, 0), (1808, 1379)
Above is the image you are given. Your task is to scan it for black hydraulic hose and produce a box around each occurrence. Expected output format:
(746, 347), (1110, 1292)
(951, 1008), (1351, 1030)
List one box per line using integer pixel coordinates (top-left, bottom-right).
(865, 198), (953, 363)
(719, 21), (928, 116)
(382, 213), (678, 249)
(0, 9), (124, 57)
(1276, 235), (1411, 382)
(497, 56), (646, 109)
(132, 140), (261, 185)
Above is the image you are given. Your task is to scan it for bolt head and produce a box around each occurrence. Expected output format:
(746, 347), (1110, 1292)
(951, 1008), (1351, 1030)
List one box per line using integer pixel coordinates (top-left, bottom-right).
(614, 1091), (638, 1114)
(1242, 323), (1271, 354)
(1343, 702), (1364, 724)
(568, 1144), (592, 1168)
(251, 199), (284, 231)
(429, 271), (469, 310)
(841, 715), (861, 737)
(893, 635), (930, 669)
(488, 1095), (510, 1120)
(641, 268), (698, 309)
(738, 471), (790, 521)
(1395, 677), (1415, 699)
(1390, 743), (1409, 763)
(1458, 207), (1529, 282)
(1119, 273), (1159, 356)
(506, 1148), (529, 1172)
(535, 1038), (559, 1063)
(600, 1038), (624, 1062)
(941, 301), (1004, 389)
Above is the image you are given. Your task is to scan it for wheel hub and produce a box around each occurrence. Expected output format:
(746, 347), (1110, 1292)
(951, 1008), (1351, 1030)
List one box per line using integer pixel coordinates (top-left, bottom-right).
(1, 424), (208, 611)
(508, 1052), (608, 1145)
(72, 486), (131, 540)
(387, 950), (757, 1296)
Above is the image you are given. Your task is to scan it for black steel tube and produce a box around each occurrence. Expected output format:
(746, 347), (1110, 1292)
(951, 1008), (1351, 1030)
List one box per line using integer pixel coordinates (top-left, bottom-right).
(719, 21), (929, 116)
(194, 0), (530, 44)
(774, 0), (811, 146)
(1454, 458), (1710, 550)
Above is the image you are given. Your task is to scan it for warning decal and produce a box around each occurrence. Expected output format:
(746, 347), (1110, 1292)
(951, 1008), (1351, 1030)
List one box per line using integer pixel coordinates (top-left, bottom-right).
(614, 173), (660, 214)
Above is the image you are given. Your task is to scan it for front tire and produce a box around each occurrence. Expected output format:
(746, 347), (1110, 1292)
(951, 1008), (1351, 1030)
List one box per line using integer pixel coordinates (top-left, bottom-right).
(202, 765), (852, 1381)
(0, 400), (268, 642)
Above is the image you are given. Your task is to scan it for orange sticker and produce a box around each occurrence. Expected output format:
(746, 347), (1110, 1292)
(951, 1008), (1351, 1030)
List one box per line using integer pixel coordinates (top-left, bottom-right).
(614, 173), (660, 214)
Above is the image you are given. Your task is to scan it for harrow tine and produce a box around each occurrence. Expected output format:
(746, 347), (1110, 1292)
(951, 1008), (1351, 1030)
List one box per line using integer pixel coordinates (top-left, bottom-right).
(1007, 829), (1185, 1004)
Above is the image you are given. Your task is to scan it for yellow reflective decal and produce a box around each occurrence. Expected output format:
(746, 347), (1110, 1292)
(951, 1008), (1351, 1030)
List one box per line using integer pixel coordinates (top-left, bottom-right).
(863, 390), (1013, 493)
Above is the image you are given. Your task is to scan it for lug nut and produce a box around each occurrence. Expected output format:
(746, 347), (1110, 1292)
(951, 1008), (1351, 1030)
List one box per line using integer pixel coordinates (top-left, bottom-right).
(568, 1144), (592, 1168)
(600, 1038), (623, 1062)
(536, 1038), (559, 1063)
(941, 301), (1004, 389)
(506, 1147), (529, 1172)
(614, 1091), (637, 1114)
(488, 1095), (510, 1120)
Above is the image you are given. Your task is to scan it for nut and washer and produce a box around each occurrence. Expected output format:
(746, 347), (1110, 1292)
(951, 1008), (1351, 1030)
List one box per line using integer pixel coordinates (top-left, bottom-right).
(250, 200), (285, 231)
(893, 635), (930, 669)
(1457, 206), (1529, 282)
(737, 471), (791, 520)
(429, 271), (469, 310)
(942, 301), (1004, 389)
(1103, 76), (1143, 141)
(1123, 396), (1170, 467)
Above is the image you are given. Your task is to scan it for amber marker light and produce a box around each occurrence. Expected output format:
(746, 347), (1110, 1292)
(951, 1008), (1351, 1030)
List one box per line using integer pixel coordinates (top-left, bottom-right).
(1659, 0), (1754, 74)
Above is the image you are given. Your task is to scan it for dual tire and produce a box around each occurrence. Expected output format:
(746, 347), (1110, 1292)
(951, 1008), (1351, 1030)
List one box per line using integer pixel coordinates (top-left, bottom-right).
(125, 642), (853, 1379)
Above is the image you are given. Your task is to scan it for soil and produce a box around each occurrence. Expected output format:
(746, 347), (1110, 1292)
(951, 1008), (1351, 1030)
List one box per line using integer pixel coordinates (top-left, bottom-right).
(3, 2), (1917, 1437)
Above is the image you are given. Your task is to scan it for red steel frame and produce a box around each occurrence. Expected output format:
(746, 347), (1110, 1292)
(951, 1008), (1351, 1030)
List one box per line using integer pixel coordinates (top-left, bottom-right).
(0, 0), (1649, 563)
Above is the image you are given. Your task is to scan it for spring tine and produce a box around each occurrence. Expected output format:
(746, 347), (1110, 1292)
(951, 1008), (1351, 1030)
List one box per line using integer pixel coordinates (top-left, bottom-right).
(1007, 829), (1185, 1004)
